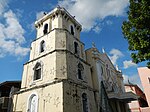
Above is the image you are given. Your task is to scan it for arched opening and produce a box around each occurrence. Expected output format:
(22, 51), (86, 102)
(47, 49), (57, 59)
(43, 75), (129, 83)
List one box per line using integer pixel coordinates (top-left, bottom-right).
(40, 40), (45, 53)
(106, 64), (110, 77)
(28, 94), (38, 112)
(78, 63), (84, 80)
(70, 25), (74, 35)
(34, 62), (41, 80)
(82, 93), (88, 112)
(43, 24), (48, 34)
(74, 42), (79, 54)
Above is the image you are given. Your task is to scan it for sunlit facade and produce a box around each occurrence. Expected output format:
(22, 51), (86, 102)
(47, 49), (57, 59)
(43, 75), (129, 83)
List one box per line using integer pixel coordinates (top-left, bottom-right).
(12, 7), (137, 112)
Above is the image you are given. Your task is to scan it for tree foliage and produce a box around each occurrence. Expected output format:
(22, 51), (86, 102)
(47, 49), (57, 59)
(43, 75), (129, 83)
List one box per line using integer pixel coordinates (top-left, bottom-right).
(122, 0), (150, 68)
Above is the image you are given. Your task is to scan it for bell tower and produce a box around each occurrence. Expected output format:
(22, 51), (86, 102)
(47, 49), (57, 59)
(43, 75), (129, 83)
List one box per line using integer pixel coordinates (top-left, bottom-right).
(13, 7), (97, 112)
(21, 6), (86, 88)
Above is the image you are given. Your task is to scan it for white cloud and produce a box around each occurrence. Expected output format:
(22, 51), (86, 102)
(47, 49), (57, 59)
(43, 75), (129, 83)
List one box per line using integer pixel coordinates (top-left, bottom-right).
(27, 22), (35, 32)
(0, 1), (29, 58)
(123, 60), (137, 69)
(93, 26), (102, 33)
(106, 20), (113, 25)
(109, 49), (124, 65)
(4, 10), (25, 44)
(36, 11), (45, 20)
(123, 74), (143, 90)
(58, 0), (129, 32)
(0, 0), (8, 15)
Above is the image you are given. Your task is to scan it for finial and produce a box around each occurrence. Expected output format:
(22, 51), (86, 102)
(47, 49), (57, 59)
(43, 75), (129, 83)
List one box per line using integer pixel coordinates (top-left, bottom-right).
(119, 69), (122, 73)
(57, 5), (61, 8)
(92, 42), (96, 48)
(102, 47), (105, 53)
(57, 5), (61, 9)
(116, 65), (119, 71)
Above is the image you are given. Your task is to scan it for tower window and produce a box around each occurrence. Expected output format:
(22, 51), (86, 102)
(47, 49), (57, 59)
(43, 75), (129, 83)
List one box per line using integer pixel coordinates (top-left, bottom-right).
(106, 64), (110, 77)
(82, 93), (88, 112)
(43, 24), (48, 34)
(74, 42), (79, 54)
(101, 66), (103, 76)
(34, 63), (41, 80)
(40, 40), (45, 53)
(70, 25), (74, 35)
(78, 63), (84, 80)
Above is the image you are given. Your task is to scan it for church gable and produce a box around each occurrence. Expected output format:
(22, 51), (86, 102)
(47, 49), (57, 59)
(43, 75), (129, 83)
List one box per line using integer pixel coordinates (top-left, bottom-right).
(100, 53), (116, 71)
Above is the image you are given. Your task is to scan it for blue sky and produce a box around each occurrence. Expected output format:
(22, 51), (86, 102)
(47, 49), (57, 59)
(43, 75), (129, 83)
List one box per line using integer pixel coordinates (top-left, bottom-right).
(0, 0), (146, 88)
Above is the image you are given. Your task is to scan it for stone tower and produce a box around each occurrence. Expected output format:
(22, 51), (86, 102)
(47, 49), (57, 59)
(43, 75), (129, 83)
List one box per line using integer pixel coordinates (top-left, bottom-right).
(13, 7), (97, 112)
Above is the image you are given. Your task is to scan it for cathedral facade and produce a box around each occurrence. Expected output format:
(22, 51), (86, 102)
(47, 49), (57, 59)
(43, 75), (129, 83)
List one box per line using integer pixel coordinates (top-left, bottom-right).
(12, 7), (137, 112)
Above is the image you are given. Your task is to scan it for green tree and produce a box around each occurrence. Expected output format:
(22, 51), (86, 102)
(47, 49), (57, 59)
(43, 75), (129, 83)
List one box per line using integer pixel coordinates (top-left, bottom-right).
(122, 0), (150, 68)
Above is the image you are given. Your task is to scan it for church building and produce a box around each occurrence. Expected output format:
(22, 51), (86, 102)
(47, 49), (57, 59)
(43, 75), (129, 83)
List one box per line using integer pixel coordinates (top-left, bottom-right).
(12, 7), (137, 112)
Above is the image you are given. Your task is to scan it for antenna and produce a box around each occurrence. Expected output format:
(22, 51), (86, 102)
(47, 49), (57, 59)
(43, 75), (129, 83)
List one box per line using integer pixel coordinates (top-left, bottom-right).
(128, 79), (133, 85)
(92, 42), (96, 48)
(43, 12), (47, 15)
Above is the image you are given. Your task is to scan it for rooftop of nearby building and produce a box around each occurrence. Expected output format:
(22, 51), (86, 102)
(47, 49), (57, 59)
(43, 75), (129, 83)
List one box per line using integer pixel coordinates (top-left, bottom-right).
(125, 83), (149, 108)
(0, 81), (21, 97)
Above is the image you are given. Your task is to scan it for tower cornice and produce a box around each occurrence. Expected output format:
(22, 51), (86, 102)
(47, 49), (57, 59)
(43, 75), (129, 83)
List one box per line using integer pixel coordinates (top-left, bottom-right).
(24, 49), (90, 66)
(35, 7), (82, 31)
